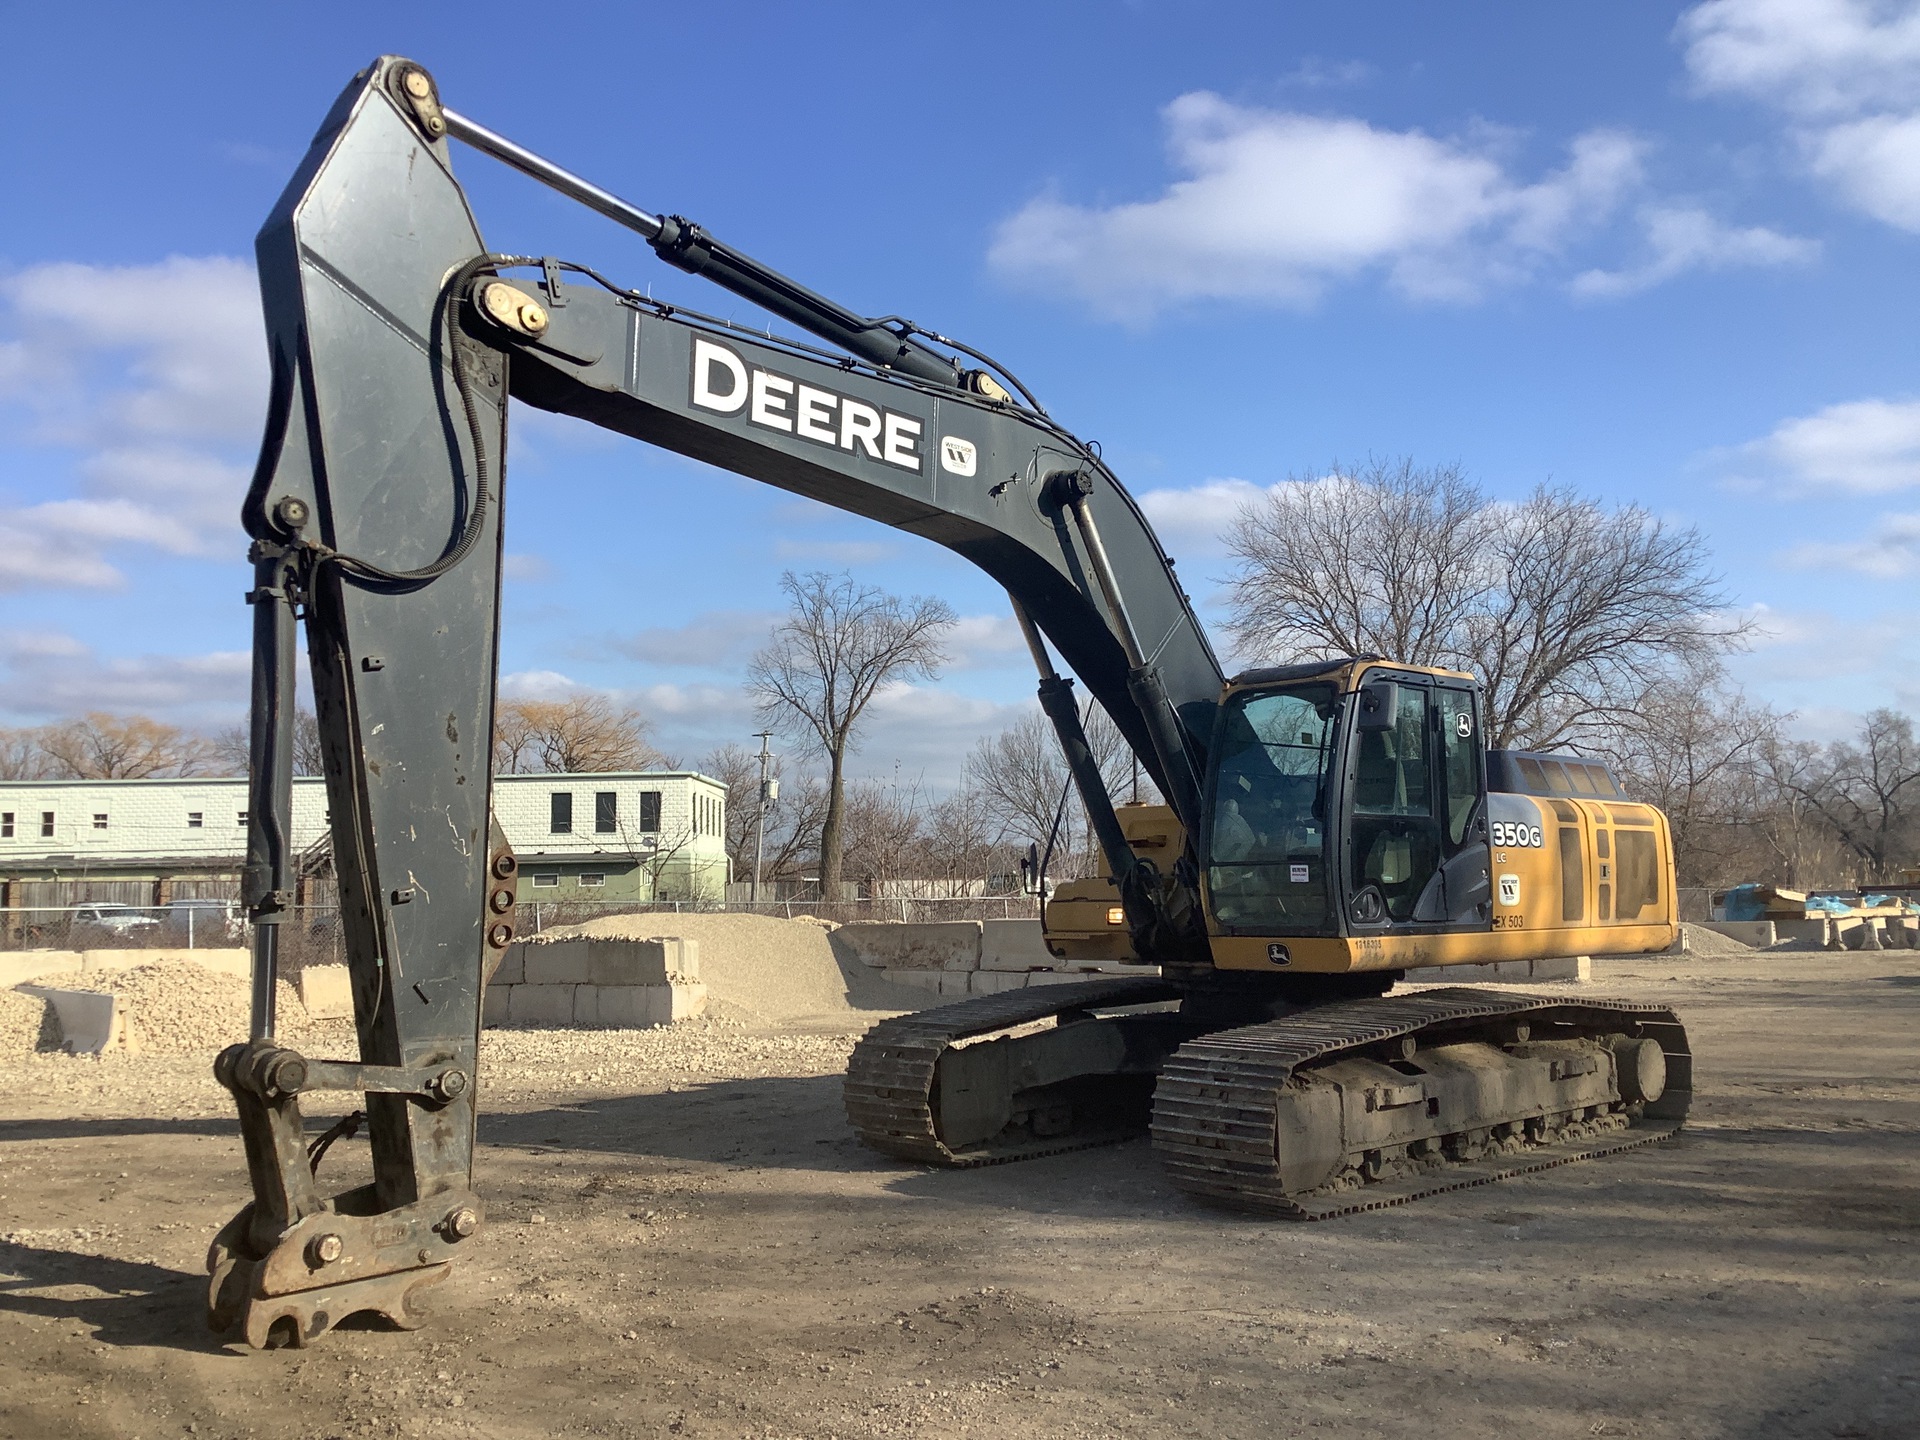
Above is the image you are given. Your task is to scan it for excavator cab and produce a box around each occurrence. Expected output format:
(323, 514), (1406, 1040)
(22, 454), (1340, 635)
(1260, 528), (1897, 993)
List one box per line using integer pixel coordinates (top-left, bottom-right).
(1203, 660), (1492, 941)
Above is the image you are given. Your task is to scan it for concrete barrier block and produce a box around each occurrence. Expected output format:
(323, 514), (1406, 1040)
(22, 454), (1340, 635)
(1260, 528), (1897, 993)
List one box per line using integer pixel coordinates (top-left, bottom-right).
(881, 969), (945, 994)
(508, 983), (579, 1026)
(482, 985), (511, 1028)
(1773, 917), (1830, 947)
(492, 946), (527, 986)
(584, 938), (701, 986)
(1700, 920), (1774, 948)
(969, 970), (1028, 994)
(833, 921), (982, 971)
(0, 951), (84, 989)
(297, 963), (354, 1020)
(21, 986), (129, 1054)
(980, 919), (1052, 972)
(523, 940), (592, 985)
(653, 981), (707, 1024)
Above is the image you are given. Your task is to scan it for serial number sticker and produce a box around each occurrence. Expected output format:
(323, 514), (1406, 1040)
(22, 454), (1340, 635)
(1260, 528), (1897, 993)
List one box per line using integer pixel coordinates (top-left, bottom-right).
(1497, 874), (1521, 907)
(1493, 913), (1527, 929)
(1491, 821), (1544, 848)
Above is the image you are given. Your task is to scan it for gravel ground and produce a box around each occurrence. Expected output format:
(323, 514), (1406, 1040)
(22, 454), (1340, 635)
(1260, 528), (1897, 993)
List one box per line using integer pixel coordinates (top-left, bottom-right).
(0, 947), (1914, 1440)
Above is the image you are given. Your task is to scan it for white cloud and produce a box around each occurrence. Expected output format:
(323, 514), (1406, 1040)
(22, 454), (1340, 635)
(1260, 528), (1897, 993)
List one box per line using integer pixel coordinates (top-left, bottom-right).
(1680, 0), (1920, 231)
(1723, 396), (1920, 495)
(1781, 511), (1920, 576)
(988, 93), (1801, 318)
(0, 255), (264, 591)
(1571, 204), (1816, 297)
(1137, 478), (1270, 559)
(498, 669), (585, 700)
(1680, 0), (1920, 117)
(943, 613), (1026, 672)
(0, 629), (249, 727)
(1808, 111), (1920, 229)
(612, 611), (780, 668)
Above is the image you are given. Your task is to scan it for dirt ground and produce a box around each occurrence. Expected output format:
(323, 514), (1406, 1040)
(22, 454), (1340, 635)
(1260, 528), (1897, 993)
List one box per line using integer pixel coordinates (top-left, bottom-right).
(1, 949), (1916, 1440)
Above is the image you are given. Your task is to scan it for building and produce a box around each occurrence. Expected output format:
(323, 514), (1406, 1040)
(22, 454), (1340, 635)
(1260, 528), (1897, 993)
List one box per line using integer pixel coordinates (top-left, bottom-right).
(0, 771), (729, 914)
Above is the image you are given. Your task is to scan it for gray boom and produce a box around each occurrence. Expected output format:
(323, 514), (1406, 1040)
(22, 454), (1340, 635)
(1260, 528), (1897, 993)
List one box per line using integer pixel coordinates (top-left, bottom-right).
(208, 55), (1224, 1347)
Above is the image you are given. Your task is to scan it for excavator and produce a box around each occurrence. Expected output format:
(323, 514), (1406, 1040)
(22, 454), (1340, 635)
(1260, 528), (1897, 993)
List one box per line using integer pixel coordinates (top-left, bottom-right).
(210, 56), (1691, 1348)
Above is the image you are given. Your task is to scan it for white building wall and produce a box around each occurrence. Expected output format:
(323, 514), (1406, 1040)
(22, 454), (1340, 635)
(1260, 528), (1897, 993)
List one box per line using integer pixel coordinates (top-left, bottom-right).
(0, 777), (326, 863)
(0, 772), (725, 869)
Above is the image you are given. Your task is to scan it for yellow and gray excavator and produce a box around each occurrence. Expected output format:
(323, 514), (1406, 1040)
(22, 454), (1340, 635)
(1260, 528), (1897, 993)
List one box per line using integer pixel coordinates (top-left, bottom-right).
(211, 57), (1689, 1347)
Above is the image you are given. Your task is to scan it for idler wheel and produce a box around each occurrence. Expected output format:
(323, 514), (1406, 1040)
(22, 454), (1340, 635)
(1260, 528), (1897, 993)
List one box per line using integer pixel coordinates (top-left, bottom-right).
(1609, 1036), (1668, 1105)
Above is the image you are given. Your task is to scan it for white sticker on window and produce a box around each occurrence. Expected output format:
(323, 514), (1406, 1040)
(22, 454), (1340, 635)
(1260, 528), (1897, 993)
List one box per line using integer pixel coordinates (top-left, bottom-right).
(1289, 863), (1309, 884)
(940, 435), (977, 477)
(1497, 874), (1520, 907)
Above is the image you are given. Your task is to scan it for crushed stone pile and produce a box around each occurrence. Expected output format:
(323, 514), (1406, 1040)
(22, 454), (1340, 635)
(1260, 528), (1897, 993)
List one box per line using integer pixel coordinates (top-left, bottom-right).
(541, 911), (928, 1025)
(0, 987), (57, 1054)
(0, 961), (353, 1058)
(1679, 923), (1761, 958)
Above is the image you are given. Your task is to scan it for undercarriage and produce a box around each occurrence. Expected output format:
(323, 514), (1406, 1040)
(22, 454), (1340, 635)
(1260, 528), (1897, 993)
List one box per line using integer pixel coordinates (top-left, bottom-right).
(844, 978), (1691, 1214)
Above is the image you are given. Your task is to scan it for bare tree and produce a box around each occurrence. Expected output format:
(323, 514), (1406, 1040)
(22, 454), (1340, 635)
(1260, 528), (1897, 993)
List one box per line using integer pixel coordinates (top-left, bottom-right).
(1778, 709), (1920, 884)
(36, 713), (215, 779)
(492, 695), (665, 774)
(1224, 461), (1741, 748)
(1589, 668), (1782, 888)
(1225, 459), (1489, 670)
(964, 702), (1136, 876)
(746, 571), (955, 899)
(0, 728), (52, 780)
(210, 709), (323, 777)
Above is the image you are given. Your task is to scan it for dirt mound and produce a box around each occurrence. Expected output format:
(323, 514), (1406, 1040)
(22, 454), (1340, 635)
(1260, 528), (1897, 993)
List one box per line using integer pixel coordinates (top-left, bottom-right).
(542, 911), (928, 1025)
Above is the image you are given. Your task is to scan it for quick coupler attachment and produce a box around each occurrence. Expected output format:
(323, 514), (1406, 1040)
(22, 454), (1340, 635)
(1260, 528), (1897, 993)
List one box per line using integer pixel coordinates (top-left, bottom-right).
(208, 1040), (483, 1348)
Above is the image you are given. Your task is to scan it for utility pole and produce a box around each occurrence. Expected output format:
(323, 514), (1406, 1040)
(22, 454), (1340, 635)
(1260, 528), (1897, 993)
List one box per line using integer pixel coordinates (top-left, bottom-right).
(751, 731), (777, 905)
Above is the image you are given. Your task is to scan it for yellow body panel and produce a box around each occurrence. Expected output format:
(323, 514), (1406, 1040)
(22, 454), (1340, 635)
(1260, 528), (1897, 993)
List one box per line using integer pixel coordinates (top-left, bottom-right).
(1044, 793), (1679, 973)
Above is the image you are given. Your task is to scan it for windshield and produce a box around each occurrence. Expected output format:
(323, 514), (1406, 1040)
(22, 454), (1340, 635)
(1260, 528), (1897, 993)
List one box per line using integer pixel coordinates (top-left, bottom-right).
(1204, 684), (1337, 931)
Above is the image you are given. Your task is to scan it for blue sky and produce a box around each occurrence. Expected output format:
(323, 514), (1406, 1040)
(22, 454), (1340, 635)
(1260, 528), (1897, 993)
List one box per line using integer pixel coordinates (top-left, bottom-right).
(2, 1), (1917, 783)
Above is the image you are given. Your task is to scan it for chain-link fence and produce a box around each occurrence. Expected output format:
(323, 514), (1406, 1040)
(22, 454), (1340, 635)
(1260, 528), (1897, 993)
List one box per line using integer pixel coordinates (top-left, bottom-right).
(1, 895), (1045, 965)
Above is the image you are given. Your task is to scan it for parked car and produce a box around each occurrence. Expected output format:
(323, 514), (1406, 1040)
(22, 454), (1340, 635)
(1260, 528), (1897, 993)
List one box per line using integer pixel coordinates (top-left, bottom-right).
(70, 903), (163, 940)
(163, 898), (246, 943)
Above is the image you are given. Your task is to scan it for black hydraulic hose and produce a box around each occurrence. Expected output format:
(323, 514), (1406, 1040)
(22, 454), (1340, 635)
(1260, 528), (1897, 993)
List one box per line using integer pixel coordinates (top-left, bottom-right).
(315, 253), (530, 586)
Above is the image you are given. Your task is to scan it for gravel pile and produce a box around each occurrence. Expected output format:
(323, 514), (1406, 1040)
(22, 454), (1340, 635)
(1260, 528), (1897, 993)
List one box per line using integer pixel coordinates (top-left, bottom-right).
(544, 911), (928, 1024)
(0, 961), (353, 1058)
(1679, 923), (1760, 958)
(0, 987), (56, 1054)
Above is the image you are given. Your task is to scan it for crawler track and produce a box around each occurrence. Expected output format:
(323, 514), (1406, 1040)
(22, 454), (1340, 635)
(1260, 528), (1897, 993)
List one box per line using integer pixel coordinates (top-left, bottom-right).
(1150, 986), (1692, 1218)
(843, 976), (1181, 1166)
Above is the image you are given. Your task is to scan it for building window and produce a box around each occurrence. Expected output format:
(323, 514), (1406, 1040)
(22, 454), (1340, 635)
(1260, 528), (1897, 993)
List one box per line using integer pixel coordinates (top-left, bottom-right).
(237, 811), (249, 828)
(0, 813), (11, 838)
(92, 814), (109, 830)
(41, 812), (55, 838)
(594, 791), (617, 834)
(550, 792), (573, 834)
(639, 791), (662, 833)
(186, 811), (203, 829)
(577, 873), (605, 888)
(530, 872), (559, 888)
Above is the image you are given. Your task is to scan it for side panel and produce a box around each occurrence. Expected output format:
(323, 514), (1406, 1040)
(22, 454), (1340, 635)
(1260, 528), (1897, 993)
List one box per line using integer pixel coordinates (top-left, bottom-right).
(1211, 789), (1678, 972)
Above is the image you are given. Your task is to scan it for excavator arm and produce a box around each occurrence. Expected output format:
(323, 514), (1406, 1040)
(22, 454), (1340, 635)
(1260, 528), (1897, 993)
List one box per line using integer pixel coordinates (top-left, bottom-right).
(209, 55), (1223, 1345)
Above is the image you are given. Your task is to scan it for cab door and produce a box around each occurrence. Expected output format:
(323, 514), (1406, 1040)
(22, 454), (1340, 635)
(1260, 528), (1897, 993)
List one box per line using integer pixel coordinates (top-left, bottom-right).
(1433, 685), (1491, 926)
